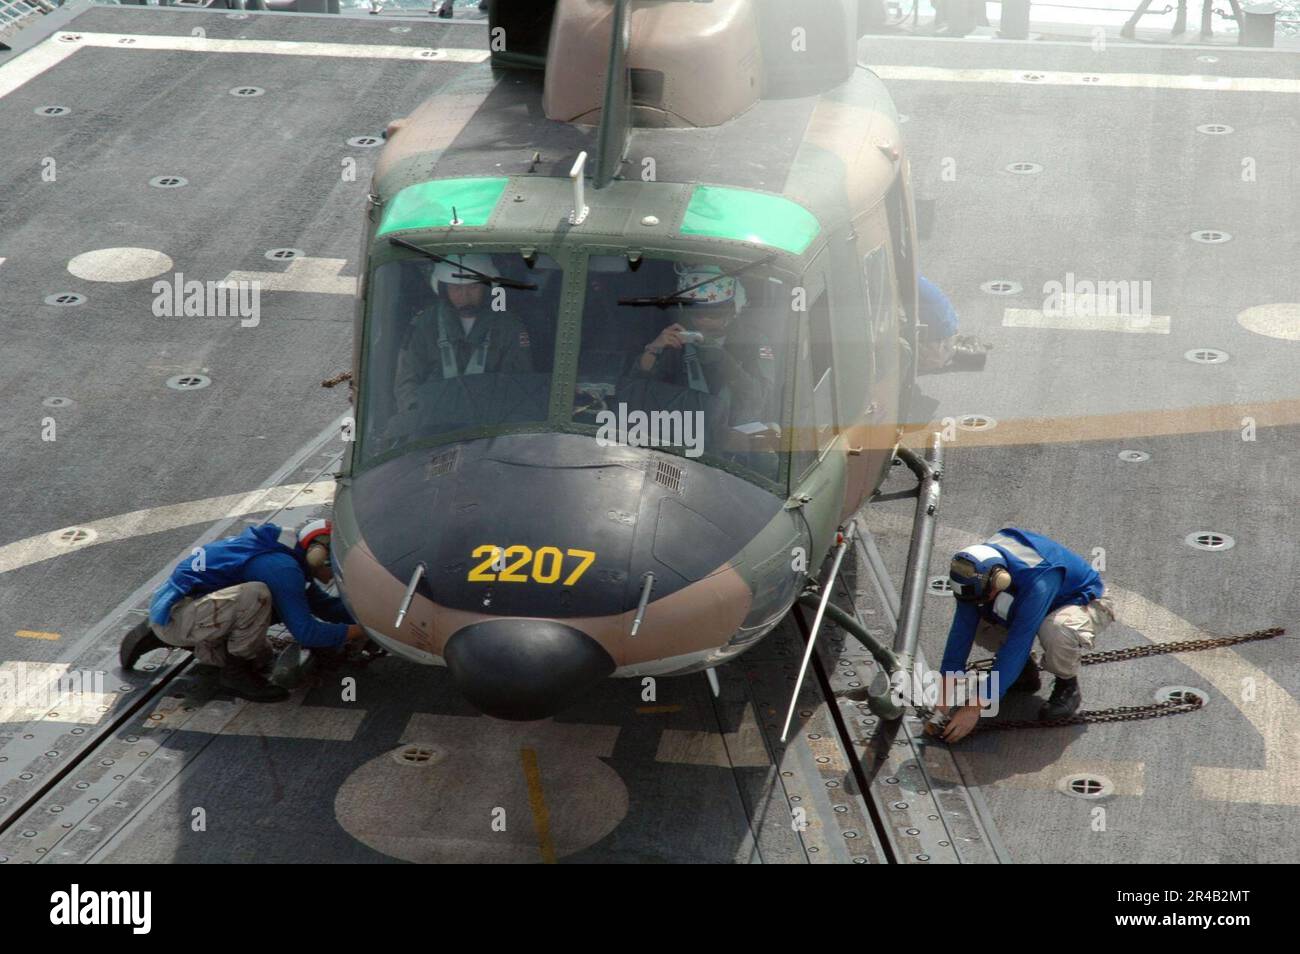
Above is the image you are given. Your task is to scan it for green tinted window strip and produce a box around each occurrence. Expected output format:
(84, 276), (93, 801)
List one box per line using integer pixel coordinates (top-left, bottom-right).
(376, 177), (509, 236)
(680, 186), (820, 255)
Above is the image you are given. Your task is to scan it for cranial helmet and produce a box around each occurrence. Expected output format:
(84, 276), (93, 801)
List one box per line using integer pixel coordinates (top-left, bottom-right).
(673, 262), (747, 313)
(297, 518), (332, 571)
(949, 544), (1009, 603)
(430, 254), (497, 292)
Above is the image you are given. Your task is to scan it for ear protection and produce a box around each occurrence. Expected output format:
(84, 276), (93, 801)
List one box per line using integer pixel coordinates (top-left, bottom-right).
(305, 537), (331, 571)
(949, 545), (1012, 603)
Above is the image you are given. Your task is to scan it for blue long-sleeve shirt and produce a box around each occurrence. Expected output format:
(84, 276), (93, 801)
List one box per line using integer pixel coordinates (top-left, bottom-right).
(937, 528), (1103, 700)
(244, 551), (352, 649)
(150, 523), (354, 650)
(939, 569), (1064, 699)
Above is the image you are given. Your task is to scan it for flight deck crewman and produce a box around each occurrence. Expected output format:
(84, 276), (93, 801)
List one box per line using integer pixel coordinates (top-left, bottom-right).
(634, 264), (777, 429)
(394, 254), (532, 410)
(118, 519), (365, 702)
(917, 275), (990, 374)
(930, 528), (1116, 742)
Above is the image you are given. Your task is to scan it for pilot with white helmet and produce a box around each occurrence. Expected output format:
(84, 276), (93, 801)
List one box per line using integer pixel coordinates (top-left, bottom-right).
(634, 263), (777, 428)
(394, 253), (533, 409)
(931, 527), (1117, 742)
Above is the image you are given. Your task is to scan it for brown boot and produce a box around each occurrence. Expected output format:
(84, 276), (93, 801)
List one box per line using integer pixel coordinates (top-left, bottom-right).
(220, 655), (289, 702)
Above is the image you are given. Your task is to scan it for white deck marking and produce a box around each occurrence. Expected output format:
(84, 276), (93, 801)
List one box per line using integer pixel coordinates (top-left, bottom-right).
(0, 34), (81, 101)
(1003, 307), (1171, 334)
(221, 257), (357, 296)
(68, 247), (173, 283)
(1236, 302), (1300, 342)
(57, 31), (490, 63)
(872, 64), (1300, 94)
(656, 702), (770, 767)
(0, 32), (486, 103)
(0, 480), (336, 577)
(148, 695), (365, 741)
(0, 661), (118, 725)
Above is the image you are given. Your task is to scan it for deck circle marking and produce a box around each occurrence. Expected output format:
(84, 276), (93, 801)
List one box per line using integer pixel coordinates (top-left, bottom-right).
(35, 105), (71, 116)
(1184, 531), (1234, 552)
(265, 248), (303, 261)
(1236, 303), (1300, 341)
(229, 86), (264, 97)
(1118, 450), (1150, 463)
(927, 577), (954, 596)
(981, 280), (1021, 296)
(1157, 685), (1209, 707)
(347, 135), (382, 148)
(1057, 774), (1114, 799)
(47, 525), (97, 546)
(1190, 229), (1231, 244)
(149, 176), (187, 189)
(1184, 348), (1228, 364)
(1006, 161), (1042, 174)
(68, 247), (173, 283)
(44, 292), (86, 307)
(1196, 123), (1233, 135)
(956, 414), (996, 431)
(166, 374), (211, 391)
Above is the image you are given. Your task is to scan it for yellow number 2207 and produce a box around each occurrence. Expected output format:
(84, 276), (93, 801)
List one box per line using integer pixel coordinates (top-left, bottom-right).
(468, 546), (596, 585)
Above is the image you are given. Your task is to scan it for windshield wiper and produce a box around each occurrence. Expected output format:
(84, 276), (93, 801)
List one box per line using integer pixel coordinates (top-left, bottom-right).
(616, 254), (777, 307)
(388, 237), (538, 290)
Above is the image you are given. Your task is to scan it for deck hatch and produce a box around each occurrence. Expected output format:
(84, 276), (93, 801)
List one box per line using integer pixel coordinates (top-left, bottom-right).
(377, 177), (510, 236)
(679, 186), (820, 255)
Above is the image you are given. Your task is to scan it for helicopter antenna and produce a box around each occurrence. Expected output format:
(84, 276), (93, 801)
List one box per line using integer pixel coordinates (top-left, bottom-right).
(592, 0), (632, 189)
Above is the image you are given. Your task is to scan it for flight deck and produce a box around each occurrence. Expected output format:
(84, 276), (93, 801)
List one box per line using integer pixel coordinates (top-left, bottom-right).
(0, 3), (1296, 864)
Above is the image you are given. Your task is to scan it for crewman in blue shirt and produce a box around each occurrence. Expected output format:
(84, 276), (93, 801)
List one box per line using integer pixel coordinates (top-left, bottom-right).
(119, 519), (365, 701)
(917, 275), (991, 373)
(931, 528), (1117, 742)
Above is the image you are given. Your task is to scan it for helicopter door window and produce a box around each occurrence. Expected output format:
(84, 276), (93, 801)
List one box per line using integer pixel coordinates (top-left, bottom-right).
(356, 251), (561, 469)
(793, 290), (837, 480)
(863, 246), (891, 339)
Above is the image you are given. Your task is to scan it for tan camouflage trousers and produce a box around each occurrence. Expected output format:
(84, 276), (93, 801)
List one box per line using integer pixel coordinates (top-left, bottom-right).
(974, 598), (1117, 679)
(150, 583), (274, 668)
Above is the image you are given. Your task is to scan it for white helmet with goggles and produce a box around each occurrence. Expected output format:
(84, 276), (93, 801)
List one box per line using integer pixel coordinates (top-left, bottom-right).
(430, 254), (497, 292)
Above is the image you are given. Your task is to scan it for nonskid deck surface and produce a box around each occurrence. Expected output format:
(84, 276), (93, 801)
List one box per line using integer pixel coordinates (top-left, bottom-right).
(0, 7), (1295, 862)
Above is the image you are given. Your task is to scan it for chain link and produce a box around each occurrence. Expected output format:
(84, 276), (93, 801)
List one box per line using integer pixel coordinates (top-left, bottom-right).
(955, 627), (1283, 732)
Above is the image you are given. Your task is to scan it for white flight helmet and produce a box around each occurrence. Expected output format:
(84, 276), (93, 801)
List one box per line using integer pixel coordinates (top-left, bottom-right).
(430, 254), (497, 293)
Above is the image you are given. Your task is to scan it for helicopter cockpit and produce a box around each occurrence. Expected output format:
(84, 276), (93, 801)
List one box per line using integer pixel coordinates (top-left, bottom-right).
(357, 247), (793, 488)
(357, 250), (565, 462)
(572, 255), (789, 483)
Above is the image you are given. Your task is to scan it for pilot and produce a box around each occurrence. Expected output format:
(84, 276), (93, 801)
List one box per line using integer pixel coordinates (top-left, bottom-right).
(633, 263), (777, 429)
(394, 254), (532, 409)
(929, 528), (1116, 742)
(917, 275), (990, 374)
(119, 519), (366, 702)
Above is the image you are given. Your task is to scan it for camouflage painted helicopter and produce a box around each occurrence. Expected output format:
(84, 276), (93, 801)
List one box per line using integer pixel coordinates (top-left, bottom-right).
(331, 0), (925, 719)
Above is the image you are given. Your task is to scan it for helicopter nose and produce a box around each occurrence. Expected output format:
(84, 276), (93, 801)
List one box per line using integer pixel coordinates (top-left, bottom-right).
(444, 619), (615, 720)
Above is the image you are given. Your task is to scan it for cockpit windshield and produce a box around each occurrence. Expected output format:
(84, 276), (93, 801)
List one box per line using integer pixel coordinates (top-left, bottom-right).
(357, 250), (563, 467)
(572, 255), (790, 484)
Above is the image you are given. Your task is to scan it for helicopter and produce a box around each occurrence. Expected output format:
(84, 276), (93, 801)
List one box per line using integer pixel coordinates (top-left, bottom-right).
(330, 0), (925, 720)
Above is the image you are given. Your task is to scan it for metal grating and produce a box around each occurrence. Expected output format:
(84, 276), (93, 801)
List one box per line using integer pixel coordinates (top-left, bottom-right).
(653, 459), (684, 493)
(426, 446), (461, 478)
